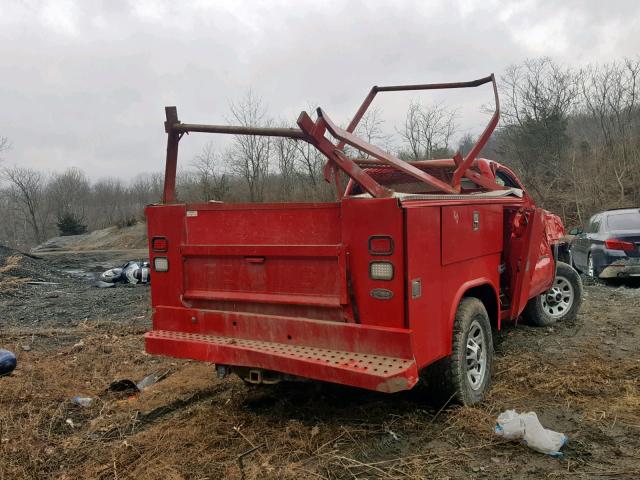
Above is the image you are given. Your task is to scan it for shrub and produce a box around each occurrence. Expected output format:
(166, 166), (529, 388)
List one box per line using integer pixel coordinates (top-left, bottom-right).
(56, 212), (87, 236)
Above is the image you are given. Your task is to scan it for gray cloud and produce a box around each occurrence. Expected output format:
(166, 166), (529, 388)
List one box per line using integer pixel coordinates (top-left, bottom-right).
(0, 0), (638, 179)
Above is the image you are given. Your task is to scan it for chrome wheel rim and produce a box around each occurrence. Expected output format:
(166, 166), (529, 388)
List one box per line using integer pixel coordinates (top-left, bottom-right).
(587, 256), (594, 277)
(541, 276), (574, 319)
(466, 320), (487, 390)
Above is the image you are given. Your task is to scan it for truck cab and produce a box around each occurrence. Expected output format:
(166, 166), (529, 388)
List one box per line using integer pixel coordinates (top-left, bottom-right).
(144, 75), (582, 405)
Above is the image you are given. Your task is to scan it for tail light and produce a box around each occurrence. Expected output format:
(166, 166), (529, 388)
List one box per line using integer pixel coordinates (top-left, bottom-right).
(154, 257), (169, 272)
(368, 235), (394, 255)
(604, 239), (635, 251)
(151, 236), (168, 252)
(370, 261), (394, 280)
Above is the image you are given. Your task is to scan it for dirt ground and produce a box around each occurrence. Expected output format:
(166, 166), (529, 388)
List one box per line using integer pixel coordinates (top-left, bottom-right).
(1, 249), (639, 479)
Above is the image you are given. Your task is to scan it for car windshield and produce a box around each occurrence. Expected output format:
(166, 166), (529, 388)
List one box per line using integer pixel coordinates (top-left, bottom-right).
(607, 212), (640, 230)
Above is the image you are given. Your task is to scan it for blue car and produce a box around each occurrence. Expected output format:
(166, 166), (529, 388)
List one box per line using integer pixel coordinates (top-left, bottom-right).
(569, 208), (640, 279)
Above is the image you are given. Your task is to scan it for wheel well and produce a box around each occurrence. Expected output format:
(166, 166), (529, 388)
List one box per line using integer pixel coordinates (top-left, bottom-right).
(463, 284), (499, 330)
(556, 241), (571, 264)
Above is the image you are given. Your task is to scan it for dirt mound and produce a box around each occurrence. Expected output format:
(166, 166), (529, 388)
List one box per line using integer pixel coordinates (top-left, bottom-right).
(0, 246), (66, 296)
(32, 223), (148, 253)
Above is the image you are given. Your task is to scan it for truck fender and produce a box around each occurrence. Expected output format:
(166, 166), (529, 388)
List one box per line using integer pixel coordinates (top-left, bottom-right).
(446, 279), (500, 351)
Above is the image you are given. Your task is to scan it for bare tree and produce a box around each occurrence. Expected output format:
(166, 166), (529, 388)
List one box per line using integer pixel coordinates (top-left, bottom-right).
(273, 131), (298, 199)
(578, 58), (640, 203)
(229, 91), (272, 202)
(293, 139), (324, 188)
(0, 136), (9, 160)
(129, 172), (164, 208)
(192, 142), (230, 201)
(497, 58), (578, 204)
(400, 101), (424, 160)
(399, 101), (456, 159)
(90, 178), (131, 228)
(47, 167), (91, 227)
(2, 166), (49, 243)
(502, 58), (577, 128)
(457, 133), (476, 157)
(355, 107), (392, 157)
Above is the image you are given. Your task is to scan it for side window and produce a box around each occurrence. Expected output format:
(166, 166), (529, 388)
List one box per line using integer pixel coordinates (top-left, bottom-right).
(586, 215), (601, 233)
(593, 215), (602, 233)
(495, 170), (520, 189)
(596, 215), (606, 233)
(584, 216), (594, 233)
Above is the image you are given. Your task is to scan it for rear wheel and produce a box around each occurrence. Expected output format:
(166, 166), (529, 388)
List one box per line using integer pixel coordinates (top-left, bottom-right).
(425, 297), (493, 406)
(523, 262), (582, 327)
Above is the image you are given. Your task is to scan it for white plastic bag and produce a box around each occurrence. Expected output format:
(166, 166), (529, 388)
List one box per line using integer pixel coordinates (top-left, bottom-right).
(495, 409), (567, 456)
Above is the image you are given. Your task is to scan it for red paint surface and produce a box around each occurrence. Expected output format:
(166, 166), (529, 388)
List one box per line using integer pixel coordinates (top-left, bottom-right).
(145, 188), (560, 392)
(147, 77), (567, 393)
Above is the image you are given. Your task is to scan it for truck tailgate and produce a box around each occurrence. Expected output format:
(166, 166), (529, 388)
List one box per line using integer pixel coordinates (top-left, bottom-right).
(180, 203), (347, 321)
(145, 199), (416, 392)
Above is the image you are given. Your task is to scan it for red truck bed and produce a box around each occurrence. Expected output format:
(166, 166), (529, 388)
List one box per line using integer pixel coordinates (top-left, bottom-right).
(144, 194), (541, 392)
(143, 74), (578, 404)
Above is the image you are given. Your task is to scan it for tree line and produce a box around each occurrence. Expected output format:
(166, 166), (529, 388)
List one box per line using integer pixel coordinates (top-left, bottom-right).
(1, 57), (638, 249)
(487, 57), (640, 226)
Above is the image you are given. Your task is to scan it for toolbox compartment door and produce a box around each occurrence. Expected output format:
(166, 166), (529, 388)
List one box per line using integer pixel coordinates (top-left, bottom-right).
(441, 204), (504, 266)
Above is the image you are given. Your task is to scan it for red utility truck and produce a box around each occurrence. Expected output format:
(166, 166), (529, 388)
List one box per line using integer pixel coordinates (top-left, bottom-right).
(144, 75), (582, 405)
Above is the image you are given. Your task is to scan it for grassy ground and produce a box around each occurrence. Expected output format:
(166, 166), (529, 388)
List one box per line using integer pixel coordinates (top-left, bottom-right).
(1, 251), (639, 479)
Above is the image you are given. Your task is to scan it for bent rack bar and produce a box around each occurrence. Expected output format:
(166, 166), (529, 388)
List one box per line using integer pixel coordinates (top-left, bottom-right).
(162, 106), (308, 203)
(161, 74), (500, 203)
(325, 74), (500, 195)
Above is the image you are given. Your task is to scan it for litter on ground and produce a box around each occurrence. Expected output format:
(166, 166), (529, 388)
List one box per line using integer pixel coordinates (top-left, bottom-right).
(495, 409), (568, 456)
(0, 349), (17, 376)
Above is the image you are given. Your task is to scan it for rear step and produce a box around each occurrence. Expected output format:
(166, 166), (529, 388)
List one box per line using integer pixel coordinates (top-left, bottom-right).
(145, 330), (418, 393)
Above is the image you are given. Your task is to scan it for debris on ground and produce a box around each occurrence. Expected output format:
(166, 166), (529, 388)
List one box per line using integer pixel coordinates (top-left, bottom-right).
(108, 379), (140, 395)
(71, 396), (94, 407)
(107, 370), (170, 397)
(136, 370), (170, 391)
(0, 349), (17, 376)
(495, 410), (567, 456)
(96, 260), (150, 288)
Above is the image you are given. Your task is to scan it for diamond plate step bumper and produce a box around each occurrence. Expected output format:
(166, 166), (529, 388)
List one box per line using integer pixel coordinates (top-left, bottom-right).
(145, 330), (419, 393)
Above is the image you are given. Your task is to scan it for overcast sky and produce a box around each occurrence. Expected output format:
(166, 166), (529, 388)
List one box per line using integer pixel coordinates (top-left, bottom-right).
(1, 0), (639, 180)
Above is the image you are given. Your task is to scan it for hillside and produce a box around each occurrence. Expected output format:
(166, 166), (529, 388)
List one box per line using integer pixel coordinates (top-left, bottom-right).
(31, 222), (148, 253)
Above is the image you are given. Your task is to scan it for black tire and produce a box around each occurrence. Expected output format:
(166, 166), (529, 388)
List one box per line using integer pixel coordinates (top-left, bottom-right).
(523, 262), (583, 327)
(424, 297), (493, 406)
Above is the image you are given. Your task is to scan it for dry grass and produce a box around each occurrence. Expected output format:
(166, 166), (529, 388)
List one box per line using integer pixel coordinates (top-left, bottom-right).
(0, 255), (30, 295)
(0, 255), (22, 274)
(1, 323), (639, 480)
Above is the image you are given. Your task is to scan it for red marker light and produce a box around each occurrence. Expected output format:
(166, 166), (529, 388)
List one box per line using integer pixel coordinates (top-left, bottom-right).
(152, 237), (168, 252)
(368, 235), (394, 255)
